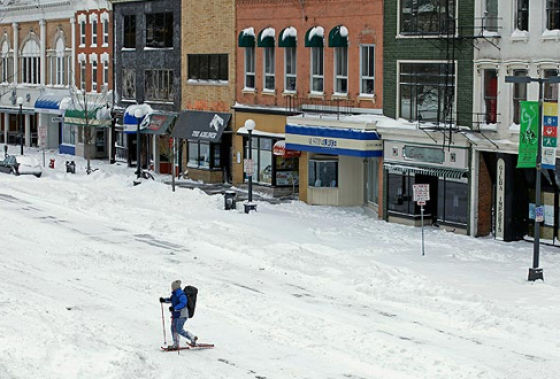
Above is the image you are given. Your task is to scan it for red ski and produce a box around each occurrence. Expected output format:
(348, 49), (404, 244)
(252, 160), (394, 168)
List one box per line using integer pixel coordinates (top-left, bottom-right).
(161, 343), (214, 351)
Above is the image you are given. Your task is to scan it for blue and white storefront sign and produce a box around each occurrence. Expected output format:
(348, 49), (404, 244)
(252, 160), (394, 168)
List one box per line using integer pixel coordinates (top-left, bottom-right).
(285, 124), (382, 157)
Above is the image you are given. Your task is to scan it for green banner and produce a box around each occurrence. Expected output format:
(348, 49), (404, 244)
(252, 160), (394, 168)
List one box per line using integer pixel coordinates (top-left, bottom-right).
(517, 101), (540, 168)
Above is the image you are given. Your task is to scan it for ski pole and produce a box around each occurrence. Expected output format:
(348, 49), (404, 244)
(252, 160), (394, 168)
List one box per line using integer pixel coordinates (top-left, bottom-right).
(161, 302), (167, 346)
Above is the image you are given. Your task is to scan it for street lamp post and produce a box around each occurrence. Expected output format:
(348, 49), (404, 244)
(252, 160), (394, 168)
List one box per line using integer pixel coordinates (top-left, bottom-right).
(17, 97), (23, 155)
(244, 119), (257, 213)
(506, 74), (560, 281)
(134, 108), (143, 179)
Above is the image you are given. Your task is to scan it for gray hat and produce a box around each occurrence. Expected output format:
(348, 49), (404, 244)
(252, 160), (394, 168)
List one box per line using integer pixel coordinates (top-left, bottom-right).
(171, 280), (181, 291)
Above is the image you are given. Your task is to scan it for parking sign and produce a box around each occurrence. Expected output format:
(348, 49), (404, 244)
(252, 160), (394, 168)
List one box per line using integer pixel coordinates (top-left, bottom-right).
(413, 184), (430, 203)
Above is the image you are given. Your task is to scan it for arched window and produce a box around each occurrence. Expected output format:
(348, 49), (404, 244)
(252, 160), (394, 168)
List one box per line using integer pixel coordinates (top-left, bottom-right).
(1, 39), (12, 83)
(49, 36), (70, 86)
(21, 38), (40, 84)
(55, 38), (66, 85)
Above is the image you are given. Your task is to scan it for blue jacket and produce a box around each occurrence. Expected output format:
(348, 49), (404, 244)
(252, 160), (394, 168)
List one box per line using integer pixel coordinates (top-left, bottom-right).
(165, 288), (189, 319)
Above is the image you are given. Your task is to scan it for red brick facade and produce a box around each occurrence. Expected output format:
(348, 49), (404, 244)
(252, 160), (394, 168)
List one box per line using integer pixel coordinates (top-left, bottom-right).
(75, 9), (113, 93)
(236, 0), (383, 110)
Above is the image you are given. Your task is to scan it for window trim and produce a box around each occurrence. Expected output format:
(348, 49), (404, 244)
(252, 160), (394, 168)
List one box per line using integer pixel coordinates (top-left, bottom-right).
(546, 0), (560, 31)
(263, 46), (275, 92)
(284, 46), (296, 93)
(515, 0), (529, 31)
(80, 21), (86, 47)
(359, 44), (375, 96)
(333, 46), (348, 95)
(91, 19), (98, 47)
(396, 59), (458, 123)
(310, 46), (324, 94)
(91, 60), (98, 92)
(244, 46), (255, 90)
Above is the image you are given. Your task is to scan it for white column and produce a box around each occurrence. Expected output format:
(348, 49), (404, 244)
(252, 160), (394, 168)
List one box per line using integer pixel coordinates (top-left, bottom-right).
(40, 19), (46, 86)
(12, 23), (18, 85)
(70, 17), (76, 87)
(24, 114), (31, 147)
(3, 113), (8, 144)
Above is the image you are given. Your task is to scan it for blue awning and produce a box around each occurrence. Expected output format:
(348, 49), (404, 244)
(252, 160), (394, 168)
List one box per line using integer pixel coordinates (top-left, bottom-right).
(34, 93), (70, 114)
(123, 104), (153, 134)
(285, 124), (382, 157)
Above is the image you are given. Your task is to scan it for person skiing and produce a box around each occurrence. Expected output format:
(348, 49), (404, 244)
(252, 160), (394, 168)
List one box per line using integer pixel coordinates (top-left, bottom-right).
(160, 280), (198, 348)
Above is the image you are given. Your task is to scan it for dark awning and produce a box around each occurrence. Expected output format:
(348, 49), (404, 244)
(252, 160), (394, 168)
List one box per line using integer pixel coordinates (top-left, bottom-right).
(140, 112), (177, 135)
(328, 25), (348, 47)
(258, 27), (275, 47)
(279, 27), (297, 48)
(172, 110), (231, 142)
(238, 28), (255, 47)
(305, 26), (324, 47)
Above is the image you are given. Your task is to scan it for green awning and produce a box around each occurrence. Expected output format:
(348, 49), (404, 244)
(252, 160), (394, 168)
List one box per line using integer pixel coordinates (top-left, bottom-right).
(384, 163), (468, 179)
(139, 112), (177, 135)
(64, 108), (111, 128)
(238, 28), (255, 47)
(278, 27), (297, 47)
(257, 27), (275, 47)
(305, 26), (324, 47)
(328, 25), (348, 47)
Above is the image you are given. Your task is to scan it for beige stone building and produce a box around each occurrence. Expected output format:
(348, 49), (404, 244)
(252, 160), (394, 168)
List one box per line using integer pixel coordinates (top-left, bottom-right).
(172, 0), (236, 183)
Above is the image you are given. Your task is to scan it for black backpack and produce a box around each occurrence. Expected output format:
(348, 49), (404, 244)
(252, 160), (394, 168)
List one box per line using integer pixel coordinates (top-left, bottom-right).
(183, 286), (198, 318)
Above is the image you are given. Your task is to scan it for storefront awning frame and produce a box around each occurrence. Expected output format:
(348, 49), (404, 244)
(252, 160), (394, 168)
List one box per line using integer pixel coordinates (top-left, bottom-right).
(278, 26), (297, 48)
(63, 107), (111, 128)
(384, 163), (468, 179)
(172, 110), (231, 143)
(238, 27), (255, 47)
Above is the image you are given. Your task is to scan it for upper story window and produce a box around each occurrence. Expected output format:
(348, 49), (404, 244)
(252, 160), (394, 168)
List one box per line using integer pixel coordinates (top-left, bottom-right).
(51, 38), (69, 86)
(334, 47), (348, 94)
(263, 47), (275, 91)
(145, 69), (173, 101)
(311, 46), (324, 93)
(399, 61), (455, 123)
(544, 69), (559, 103)
(146, 13), (173, 48)
(21, 39), (40, 84)
(91, 57), (98, 92)
(102, 14), (109, 46)
(91, 16), (98, 47)
(122, 68), (136, 99)
(483, 69), (497, 124)
(360, 45), (375, 95)
(187, 54), (228, 81)
(244, 47), (255, 90)
(547, 0), (560, 30)
(399, 0), (455, 35)
(512, 69), (528, 124)
(515, 0), (529, 31)
(80, 20), (86, 46)
(484, 0), (498, 32)
(284, 47), (296, 92)
(1, 39), (12, 83)
(80, 60), (86, 91)
(123, 15), (136, 48)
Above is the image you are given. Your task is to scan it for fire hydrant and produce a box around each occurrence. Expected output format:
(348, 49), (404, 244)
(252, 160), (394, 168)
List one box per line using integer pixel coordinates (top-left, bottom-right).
(49, 158), (55, 169)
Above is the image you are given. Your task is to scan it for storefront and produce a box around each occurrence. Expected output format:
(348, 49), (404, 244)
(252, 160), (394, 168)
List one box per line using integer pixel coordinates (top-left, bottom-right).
(233, 110), (299, 197)
(383, 141), (470, 232)
(172, 110), (232, 183)
(34, 93), (69, 150)
(63, 106), (111, 158)
(285, 116), (382, 207)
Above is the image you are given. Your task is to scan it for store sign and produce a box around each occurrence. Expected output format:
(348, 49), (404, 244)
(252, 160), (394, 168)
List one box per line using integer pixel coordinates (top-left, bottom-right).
(495, 158), (505, 240)
(403, 146), (445, 164)
(517, 101), (539, 168)
(542, 102), (559, 170)
(273, 140), (301, 158)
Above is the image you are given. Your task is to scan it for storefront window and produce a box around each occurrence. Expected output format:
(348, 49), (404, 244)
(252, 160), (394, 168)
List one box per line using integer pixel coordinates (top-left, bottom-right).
(309, 158), (338, 187)
(387, 172), (414, 215)
(187, 140), (220, 169)
(367, 158), (379, 204)
(437, 178), (468, 225)
(259, 138), (273, 185)
(276, 156), (299, 186)
(62, 123), (76, 145)
(245, 137), (298, 186)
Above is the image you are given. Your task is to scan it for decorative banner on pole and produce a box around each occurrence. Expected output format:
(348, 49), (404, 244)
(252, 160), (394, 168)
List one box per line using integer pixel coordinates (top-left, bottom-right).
(517, 101), (540, 168)
(542, 102), (559, 170)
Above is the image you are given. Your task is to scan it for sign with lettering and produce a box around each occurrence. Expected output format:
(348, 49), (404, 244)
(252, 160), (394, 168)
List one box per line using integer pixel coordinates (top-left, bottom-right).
(413, 184), (430, 202)
(243, 159), (254, 176)
(495, 158), (505, 240)
(542, 102), (558, 170)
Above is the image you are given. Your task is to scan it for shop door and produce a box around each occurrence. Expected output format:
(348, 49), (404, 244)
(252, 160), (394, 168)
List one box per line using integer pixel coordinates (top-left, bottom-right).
(414, 174), (438, 224)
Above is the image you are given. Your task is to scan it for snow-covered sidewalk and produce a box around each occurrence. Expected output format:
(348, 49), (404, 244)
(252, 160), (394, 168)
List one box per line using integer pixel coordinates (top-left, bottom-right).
(1, 148), (559, 379)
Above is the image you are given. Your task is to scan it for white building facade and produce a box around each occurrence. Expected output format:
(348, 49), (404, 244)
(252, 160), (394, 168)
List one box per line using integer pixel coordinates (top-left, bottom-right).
(472, 0), (560, 242)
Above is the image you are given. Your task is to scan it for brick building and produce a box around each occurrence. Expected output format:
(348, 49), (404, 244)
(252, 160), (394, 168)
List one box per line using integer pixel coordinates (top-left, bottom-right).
(235, 0), (384, 208)
(378, 0), (476, 234)
(171, 0), (236, 183)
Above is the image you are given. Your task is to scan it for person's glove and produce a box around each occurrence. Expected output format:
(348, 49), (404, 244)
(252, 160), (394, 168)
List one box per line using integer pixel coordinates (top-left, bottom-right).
(159, 297), (165, 303)
(169, 306), (174, 312)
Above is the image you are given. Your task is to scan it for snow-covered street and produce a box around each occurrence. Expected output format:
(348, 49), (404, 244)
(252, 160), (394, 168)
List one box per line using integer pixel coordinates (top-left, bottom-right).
(1, 149), (560, 379)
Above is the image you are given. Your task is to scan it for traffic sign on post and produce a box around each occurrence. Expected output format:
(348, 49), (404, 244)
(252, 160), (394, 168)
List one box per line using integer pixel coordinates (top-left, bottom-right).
(413, 184), (430, 202)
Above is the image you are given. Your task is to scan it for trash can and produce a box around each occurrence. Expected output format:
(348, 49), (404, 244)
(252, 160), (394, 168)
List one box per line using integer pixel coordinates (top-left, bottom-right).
(224, 190), (237, 210)
(65, 161), (76, 174)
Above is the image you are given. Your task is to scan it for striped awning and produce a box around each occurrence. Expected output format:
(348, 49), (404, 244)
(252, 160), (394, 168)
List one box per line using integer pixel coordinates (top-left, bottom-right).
(384, 163), (468, 179)
(64, 107), (111, 128)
